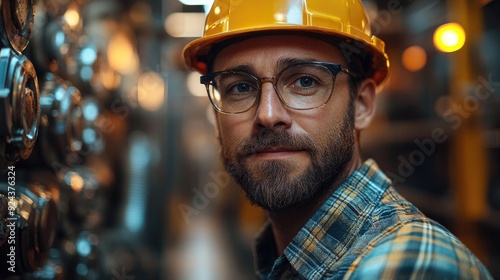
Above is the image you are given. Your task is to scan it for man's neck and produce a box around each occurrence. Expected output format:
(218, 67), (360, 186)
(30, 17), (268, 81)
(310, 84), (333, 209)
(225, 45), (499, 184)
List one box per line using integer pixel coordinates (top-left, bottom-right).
(267, 156), (363, 255)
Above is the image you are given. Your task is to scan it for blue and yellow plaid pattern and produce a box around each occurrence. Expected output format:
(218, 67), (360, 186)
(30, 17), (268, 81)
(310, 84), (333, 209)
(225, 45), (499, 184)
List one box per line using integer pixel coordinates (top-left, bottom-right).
(254, 159), (493, 279)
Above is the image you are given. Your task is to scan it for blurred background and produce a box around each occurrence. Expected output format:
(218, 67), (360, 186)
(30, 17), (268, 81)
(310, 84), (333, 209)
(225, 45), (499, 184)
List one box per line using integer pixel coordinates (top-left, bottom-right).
(0, 0), (498, 279)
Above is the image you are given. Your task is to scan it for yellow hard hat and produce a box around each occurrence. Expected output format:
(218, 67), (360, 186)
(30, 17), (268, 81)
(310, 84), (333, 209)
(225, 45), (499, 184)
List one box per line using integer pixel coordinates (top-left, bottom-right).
(182, 0), (389, 85)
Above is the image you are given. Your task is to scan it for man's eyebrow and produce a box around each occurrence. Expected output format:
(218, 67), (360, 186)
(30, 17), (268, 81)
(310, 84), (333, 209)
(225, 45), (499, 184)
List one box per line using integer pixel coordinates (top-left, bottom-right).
(276, 57), (320, 69)
(221, 64), (256, 73)
(220, 57), (320, 74)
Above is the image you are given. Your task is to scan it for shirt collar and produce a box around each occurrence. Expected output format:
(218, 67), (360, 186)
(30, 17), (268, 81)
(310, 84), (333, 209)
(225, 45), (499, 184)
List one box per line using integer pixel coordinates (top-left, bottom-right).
(254, 159), (392, 278)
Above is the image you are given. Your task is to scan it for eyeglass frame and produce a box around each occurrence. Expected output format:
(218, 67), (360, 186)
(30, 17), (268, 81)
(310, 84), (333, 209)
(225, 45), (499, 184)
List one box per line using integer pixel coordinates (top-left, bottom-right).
(200, 61), (358, 114)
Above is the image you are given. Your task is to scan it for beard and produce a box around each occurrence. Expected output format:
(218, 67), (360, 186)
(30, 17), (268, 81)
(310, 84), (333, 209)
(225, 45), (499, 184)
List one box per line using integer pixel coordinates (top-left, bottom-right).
(221, 107), (355, 212)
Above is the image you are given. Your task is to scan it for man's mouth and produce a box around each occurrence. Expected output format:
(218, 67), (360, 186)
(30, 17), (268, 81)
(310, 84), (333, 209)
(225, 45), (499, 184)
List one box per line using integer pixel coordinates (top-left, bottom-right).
(257, 146), (301, 153)
(249, 147), (306, 160)
(237, 130), (315, 161)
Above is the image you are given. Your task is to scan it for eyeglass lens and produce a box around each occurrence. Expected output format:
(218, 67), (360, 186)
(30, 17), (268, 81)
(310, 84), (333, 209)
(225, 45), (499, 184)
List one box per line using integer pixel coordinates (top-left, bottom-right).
(208, 64), (336, 113)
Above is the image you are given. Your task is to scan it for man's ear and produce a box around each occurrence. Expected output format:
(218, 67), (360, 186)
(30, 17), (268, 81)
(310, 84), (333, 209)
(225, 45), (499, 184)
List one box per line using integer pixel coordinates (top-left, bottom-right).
(354, 79), (377, 130)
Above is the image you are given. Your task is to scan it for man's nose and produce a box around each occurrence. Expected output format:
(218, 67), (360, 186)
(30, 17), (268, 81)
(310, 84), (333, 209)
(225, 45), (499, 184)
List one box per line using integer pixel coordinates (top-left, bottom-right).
(254, 83), (292, 130)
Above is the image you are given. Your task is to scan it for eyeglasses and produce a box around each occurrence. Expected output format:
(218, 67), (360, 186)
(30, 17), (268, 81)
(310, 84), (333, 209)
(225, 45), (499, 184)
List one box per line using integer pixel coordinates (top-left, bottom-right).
(200, 61), (356, 114)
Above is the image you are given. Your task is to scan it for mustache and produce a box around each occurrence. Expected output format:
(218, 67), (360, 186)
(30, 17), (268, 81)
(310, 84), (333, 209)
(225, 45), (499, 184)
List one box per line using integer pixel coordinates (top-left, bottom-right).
(236, 128), (317, 158)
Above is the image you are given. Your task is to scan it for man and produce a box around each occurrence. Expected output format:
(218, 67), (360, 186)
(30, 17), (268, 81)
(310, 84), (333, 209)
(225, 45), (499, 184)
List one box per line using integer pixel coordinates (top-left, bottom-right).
(182, 0), (493, 279)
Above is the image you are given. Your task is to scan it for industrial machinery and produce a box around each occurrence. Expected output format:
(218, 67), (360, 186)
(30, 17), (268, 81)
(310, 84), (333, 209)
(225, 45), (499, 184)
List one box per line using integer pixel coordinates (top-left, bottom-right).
(0, 0), (161, 278)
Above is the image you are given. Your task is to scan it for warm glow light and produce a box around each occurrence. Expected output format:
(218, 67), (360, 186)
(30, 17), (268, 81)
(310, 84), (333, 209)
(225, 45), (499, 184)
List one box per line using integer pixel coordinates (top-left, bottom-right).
(107, 33), (139, 74)
(187, 72), (206, 97)
(165, 13), (206, 37)
(64, 9), (80, 29)
(69, 172), (84, 192)
(433, 23), (466, 53)
(402, 45), (427, 72)
(137, 72), (165, 111)
(100, 67), (121, 91)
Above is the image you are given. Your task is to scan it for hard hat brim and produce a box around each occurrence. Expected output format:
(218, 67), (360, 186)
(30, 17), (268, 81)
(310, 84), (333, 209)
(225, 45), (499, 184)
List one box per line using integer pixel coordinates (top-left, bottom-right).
(182, 26), (389, 85)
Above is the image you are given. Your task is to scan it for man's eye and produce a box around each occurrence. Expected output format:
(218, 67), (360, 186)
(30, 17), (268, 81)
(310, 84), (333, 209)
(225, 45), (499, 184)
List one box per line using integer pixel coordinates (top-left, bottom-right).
(235, 83), (251, 92)
(289, 75), (319, 90)
(227, 82), (254, 94)
(295, 77), (314, 87)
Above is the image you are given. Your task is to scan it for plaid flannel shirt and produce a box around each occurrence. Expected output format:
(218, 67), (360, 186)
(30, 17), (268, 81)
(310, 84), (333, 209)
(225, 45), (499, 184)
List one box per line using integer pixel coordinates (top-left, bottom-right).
(254, 159), (493, 280)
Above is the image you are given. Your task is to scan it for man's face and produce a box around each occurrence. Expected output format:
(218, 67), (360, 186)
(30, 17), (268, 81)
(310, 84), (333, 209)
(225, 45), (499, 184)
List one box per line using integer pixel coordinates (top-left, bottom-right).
(213, 35), (356, 211)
